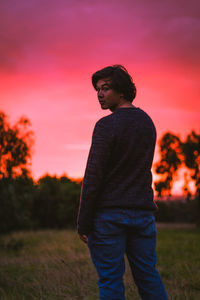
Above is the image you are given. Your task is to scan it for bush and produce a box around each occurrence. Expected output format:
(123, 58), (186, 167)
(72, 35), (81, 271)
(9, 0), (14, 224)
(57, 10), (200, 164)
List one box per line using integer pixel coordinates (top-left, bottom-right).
(155, 199), (198, 223)
(0, 177), (36, 233)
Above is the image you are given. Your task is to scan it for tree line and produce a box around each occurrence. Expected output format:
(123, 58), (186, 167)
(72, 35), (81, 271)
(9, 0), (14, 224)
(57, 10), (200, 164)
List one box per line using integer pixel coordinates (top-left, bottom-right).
(0, 111), (199, 233)
(0, 111), (81, 233)
(154, 131), (200, 200)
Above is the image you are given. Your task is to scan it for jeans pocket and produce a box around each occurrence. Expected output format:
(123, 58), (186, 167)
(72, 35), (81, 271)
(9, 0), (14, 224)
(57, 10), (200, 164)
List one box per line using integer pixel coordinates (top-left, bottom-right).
(142, 216), (157, 238)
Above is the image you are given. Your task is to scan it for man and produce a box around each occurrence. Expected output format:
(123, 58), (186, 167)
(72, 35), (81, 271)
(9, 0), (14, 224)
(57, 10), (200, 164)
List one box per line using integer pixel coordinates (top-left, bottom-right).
(77, 65), (168, 300)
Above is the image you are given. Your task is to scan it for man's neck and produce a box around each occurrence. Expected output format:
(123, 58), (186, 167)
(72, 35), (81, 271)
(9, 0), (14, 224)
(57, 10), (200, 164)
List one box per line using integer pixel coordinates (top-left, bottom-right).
(110, 102), (135, 112)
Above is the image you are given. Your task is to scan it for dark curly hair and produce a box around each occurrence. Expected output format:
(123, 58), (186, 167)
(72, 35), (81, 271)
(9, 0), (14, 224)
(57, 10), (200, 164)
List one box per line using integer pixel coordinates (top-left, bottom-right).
(92, 65), (136, 103)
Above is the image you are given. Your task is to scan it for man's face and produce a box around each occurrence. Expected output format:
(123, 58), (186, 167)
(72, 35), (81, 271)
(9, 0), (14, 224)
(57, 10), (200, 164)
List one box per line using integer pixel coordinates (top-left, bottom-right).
(96, 78), (124, 112)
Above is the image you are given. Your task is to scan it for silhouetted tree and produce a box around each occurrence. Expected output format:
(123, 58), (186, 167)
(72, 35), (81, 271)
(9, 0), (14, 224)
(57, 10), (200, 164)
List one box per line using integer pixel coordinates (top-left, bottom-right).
(0, 111), (35, 233)
(182, 172), (192, 201)
(0, 111), (33, 178)
(32, 174), (81, 229)
(0, 176), (36, 233)
(182, 131), (200, 195)
(182, 131), (200, 222)
(154, 132), (182, 196)
(155, 130), (200, 224)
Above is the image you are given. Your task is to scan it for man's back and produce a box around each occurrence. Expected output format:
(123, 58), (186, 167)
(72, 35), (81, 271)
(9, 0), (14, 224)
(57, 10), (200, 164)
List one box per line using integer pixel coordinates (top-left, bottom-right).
(78, 106), (157, 236)
(97, 106), (157, 211)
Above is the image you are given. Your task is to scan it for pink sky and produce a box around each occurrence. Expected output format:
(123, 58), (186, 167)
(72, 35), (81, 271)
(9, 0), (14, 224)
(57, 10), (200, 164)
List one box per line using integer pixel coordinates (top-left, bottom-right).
(0, 0), (199, 194)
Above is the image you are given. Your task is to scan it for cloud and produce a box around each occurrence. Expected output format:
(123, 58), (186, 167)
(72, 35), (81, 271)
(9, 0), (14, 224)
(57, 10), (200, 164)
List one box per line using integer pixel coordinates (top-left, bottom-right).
(0, 0), (199, 75)
(0, 37), (23, 72)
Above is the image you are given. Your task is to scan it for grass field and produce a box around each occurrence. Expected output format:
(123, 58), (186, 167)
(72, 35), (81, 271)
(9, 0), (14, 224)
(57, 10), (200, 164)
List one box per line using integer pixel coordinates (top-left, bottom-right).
(0, 226), (200, 300)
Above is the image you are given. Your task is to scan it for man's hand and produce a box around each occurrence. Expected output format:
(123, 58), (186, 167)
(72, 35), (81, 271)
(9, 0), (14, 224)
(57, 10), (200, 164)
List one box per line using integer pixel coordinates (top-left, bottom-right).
(79, 234), (88, 244)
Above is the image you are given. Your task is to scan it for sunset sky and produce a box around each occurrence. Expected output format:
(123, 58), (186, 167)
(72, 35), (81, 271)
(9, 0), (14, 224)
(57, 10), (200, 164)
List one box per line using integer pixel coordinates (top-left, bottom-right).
(0, 0), (199, 194)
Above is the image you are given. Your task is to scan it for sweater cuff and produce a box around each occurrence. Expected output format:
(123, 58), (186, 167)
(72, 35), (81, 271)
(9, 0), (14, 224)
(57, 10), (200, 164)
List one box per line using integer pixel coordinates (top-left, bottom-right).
(77, 221), (93, 236)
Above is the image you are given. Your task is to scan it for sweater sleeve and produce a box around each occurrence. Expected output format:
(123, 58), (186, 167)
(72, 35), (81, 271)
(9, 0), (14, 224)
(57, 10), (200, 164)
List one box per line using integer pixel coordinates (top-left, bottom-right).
(77, 117), (114, 236)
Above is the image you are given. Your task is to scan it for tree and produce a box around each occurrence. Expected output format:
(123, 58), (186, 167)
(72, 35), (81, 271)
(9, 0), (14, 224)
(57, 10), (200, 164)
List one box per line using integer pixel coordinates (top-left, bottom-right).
(32, 174), (81, 229)
(0, 111), (34, 178)
(154, 132), (182, 196)
(182, 131), (200, 194)
(0, 111), (35, 233)
(182, 131), (200, 211)
(0, 175), (36, 233)
(155, 130), (200, 198)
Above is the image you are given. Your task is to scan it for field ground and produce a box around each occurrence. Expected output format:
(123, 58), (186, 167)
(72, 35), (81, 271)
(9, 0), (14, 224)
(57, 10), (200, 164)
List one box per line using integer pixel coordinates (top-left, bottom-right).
(156, 223), (196, 229)
(0, 225), (200, 300)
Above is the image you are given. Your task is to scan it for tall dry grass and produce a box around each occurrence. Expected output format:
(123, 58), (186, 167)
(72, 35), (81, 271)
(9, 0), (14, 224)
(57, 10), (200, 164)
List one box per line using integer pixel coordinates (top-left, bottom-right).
(0, 227), (199, 299)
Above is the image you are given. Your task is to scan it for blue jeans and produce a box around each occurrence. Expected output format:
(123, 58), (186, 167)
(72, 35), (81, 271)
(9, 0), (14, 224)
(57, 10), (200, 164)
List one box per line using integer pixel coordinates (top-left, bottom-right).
(88, 208), (168, 300)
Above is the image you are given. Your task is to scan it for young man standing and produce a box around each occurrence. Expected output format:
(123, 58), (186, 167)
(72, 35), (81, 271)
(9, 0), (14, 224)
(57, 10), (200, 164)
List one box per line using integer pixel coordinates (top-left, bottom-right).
(77, 65), (168, 300)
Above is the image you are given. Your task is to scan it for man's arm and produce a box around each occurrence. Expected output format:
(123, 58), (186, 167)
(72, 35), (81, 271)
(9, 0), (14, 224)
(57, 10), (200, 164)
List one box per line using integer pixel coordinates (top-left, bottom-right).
(77, 117), (114, 236)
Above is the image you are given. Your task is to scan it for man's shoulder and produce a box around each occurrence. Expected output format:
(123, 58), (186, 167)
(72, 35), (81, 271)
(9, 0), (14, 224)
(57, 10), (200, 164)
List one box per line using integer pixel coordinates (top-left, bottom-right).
(92, 114), (115, 139)
(95, 113), (114, 128)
